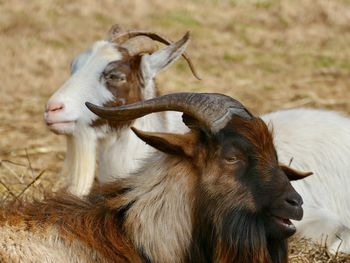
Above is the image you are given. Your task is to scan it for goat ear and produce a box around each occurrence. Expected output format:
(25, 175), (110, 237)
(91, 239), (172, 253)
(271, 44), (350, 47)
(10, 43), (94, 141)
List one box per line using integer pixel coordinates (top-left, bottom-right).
(280, 164), (313, 181)
(131, 127), (197, 158)
(140, 33), (190, 80)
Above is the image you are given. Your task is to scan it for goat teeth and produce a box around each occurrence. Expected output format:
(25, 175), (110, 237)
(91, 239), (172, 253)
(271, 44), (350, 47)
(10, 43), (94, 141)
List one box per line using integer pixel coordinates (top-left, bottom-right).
(282, 218), (291, 225)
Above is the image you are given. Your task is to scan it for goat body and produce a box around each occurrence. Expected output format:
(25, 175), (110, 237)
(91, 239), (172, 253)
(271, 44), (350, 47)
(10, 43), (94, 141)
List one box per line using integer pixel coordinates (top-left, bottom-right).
(2, 93), (308, 263)
(0, 153), (290, 263)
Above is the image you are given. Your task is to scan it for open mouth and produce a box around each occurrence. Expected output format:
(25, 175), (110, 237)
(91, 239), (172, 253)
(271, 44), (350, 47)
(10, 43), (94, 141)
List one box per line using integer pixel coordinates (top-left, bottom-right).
(272, 216), (296, 232)
(267, 199), (303, 238)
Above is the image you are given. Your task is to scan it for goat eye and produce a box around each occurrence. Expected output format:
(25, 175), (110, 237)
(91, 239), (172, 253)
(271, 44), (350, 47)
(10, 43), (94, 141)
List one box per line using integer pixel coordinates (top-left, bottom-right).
(225, 156), (239, 164)
(107, 73), (126, 82)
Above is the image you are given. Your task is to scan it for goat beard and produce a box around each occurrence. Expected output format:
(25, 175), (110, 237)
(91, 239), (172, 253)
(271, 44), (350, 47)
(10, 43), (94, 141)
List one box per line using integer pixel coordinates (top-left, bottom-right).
(189, 209), (288, 263)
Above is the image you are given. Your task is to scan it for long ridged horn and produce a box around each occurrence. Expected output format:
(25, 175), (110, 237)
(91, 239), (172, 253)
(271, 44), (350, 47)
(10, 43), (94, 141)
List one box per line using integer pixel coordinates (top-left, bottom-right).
(108, 25), (158, 55)
(111, 30), (200, 80)
(86, 93), (253, 133)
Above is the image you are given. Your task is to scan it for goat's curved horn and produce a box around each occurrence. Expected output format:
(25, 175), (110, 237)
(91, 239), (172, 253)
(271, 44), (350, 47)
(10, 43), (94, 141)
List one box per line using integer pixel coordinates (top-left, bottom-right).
(86, 93), (253, 133)
(111, 31), (200, 80)
(107, 24), (123, 40)
(121, 36), (158, 56)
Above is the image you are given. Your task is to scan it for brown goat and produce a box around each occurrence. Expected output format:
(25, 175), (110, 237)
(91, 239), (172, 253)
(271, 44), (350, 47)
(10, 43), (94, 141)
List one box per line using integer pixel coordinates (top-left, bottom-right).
(0, 93), (310, 263)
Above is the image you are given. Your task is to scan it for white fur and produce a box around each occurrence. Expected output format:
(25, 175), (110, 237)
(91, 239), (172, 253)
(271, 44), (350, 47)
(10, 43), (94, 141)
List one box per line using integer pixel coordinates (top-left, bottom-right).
(46, 37), (189, 196)
(262, 108), (350, 253)
(98, 113), (164, 182)
(64, 129), (97, 196)
(46, 41), (120, 196)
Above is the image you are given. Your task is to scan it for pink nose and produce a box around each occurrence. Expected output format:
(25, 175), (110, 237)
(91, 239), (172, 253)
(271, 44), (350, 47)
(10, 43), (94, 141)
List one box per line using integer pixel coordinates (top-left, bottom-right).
(46, 102), (64, 113)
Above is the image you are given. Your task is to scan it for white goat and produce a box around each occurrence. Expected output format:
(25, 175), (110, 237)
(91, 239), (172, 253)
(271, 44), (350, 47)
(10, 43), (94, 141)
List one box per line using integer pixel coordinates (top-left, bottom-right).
(45, 26), (196, 196)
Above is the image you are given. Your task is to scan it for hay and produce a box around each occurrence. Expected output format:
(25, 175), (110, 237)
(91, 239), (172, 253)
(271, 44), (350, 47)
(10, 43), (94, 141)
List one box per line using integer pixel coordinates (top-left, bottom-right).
(0, 0), (349, 261)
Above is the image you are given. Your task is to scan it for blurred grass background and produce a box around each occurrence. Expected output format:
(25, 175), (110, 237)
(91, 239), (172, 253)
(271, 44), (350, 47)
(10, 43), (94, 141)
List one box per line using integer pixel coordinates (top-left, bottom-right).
(0, 0), (349, 261)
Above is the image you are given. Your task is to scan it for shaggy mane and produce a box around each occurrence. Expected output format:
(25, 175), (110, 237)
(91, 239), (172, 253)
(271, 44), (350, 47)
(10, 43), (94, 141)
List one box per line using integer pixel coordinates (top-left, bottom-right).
(0, 182), (142, 263)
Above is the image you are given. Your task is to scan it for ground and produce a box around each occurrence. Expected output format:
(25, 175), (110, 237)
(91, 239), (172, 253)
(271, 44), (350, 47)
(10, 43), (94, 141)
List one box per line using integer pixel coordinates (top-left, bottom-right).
(0, 0), (349, 262)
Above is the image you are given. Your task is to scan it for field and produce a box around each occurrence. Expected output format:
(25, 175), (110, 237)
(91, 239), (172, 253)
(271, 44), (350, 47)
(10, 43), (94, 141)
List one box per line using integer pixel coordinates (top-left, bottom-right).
(0, 0), (350, 261)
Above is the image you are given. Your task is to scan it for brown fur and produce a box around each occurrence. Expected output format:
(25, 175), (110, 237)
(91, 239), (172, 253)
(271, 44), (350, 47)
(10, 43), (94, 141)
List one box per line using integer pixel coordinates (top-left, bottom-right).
(0, 154), (197, 263)
(91, 48), (144, 131)
(0, 190), (142, 263)
(229, 117), (277, 163)
(131, 128), (200, 159)
(227, 116), (279, 183)
(0, 114), (302, 263)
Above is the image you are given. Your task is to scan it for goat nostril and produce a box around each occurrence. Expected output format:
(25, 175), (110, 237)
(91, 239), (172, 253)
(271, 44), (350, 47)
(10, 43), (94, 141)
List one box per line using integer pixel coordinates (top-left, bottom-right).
(286, 197), (302, 207)
(47, 103), (64, 113)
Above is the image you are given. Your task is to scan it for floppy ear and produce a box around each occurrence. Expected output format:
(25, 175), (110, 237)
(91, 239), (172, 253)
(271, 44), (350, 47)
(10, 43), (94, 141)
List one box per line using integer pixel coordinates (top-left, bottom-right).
(280, 164), (313, 181)
(140, 33), (190, 81)
(131, 127), (197, 158)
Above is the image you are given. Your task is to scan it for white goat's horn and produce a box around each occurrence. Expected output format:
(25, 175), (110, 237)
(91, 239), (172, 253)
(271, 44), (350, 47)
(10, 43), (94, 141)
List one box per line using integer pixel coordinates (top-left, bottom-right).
(121, 36), (158, 56)
(107, 24), (123, 40)
(110, 30), (201, 80)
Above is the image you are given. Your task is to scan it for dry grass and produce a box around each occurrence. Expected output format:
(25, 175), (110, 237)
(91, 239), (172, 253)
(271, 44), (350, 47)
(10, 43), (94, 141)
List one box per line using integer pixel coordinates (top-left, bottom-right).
(0, 0), (349, 261)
